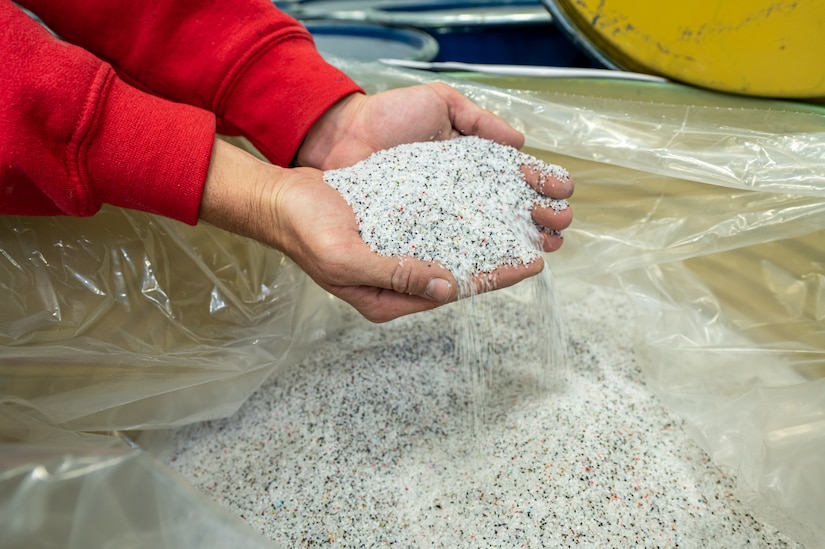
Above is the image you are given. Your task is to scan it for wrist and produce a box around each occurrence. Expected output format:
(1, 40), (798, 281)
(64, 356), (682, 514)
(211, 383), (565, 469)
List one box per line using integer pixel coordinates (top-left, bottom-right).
(200, 138), (282, 243)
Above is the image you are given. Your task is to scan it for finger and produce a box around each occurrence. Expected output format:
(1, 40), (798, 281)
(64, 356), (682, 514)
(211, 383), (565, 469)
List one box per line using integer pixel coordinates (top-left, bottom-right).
(328, 253), (459, 323)
(330, 252), (545, 322)
(538, 229), (565, 253)
(463, 258), (545, 297)
(332, 284), (447, 323)
(521, 164), (574, 200)
(335, 251), (458, 303)
(531, 202), (573, 232)
(384, 256), (457, 302)
(371, 254), (545, 301)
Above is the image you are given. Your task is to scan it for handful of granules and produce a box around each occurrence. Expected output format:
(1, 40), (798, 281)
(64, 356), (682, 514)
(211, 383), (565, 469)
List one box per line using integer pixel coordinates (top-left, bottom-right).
(323, 135), (570, 285)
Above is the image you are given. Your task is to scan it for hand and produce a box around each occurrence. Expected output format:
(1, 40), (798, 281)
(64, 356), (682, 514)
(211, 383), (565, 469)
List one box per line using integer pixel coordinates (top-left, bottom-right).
(200, 139), (571, 322)
(294, 82), (574, 253)
(295, 83), (526, 171)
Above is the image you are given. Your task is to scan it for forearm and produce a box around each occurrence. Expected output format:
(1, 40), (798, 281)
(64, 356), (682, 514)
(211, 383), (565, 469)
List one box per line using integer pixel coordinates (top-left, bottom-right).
(0, 1), (214, 222)
(20, 0), (364, 167)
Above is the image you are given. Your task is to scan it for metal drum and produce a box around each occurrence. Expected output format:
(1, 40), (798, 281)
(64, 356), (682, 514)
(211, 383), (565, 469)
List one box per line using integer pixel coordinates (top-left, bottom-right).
(365, 0), (595, 66)
(304, 20), (439, 62)
(541, 0), (825, 99)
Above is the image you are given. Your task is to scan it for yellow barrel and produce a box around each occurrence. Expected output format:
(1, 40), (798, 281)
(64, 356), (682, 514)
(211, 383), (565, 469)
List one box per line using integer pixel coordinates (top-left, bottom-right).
(543, 0), (825, 99)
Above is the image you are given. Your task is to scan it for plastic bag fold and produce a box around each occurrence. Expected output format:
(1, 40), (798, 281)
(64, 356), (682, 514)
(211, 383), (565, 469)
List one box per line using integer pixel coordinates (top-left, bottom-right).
(0, 207), (341, 431)
(337, 59), (825, 547)
(0, 443), (279, 549)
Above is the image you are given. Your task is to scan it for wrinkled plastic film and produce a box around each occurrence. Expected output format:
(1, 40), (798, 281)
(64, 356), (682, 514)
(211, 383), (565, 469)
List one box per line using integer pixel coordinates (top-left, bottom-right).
(1, 207), (337, 546)
(336, 59), (825, 546)
(1, 207), (341, 431)
(2, 59), (824, 547)
(340, 61), (825, 197)
(0, 444), (279, 549)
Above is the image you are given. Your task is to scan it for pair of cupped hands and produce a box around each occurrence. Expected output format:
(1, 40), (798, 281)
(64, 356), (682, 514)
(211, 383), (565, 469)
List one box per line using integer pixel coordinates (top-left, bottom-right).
(201, 83), (574, 323)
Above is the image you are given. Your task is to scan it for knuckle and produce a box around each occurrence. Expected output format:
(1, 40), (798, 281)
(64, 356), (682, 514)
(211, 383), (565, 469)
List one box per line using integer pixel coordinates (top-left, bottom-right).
(389, 259), (416, 295)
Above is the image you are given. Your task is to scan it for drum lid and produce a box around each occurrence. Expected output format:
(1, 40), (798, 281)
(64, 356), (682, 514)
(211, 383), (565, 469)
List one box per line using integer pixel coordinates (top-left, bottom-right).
(304, 20), (439, 62)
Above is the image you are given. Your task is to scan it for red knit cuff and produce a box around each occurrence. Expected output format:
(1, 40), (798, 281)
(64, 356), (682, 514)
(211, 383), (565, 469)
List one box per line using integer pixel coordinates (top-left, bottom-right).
(79, 73), (216, 225)
(214, 32), (364, 167)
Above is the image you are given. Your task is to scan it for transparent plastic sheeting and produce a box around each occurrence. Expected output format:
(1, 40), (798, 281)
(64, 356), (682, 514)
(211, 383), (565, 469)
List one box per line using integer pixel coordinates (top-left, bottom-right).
(339, 60), (825, 546)
(0, 210), (337, 546)
(0, 443), (279, 549)
(0, 209), (341, 431)
(1, 60), (823, 547)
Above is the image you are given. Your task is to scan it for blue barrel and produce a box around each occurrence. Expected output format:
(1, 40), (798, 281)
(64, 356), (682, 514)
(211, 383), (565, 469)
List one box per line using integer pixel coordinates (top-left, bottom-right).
(303, 20), (439, 62)
(364, 0), (596, 67)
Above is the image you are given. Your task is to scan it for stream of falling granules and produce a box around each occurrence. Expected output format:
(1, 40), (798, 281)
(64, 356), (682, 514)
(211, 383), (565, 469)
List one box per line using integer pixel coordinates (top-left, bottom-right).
(324, 136), (571, 424)
(323, 135), (570, 295)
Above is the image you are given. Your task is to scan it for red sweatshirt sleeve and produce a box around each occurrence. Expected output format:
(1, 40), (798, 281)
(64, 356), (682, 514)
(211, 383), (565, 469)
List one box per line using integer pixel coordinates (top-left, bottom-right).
(20, 0), (365, 167)
(0, 1), (216, 223)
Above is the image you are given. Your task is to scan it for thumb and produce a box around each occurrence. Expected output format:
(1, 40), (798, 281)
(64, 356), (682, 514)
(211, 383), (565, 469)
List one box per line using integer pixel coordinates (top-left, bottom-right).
(378, 255), (458, 303)
(327, 252), (459, 323)
(423, 275), (454, 302)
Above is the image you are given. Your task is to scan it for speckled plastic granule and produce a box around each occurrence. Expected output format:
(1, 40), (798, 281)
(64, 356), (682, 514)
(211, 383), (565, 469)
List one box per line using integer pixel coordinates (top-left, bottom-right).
(323, 136), (569, 291)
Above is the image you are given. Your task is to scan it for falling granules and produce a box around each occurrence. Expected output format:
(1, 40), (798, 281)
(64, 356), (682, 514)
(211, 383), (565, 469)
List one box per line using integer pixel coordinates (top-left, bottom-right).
(325, 136), (571, 426)
(323, 135), (570, 295)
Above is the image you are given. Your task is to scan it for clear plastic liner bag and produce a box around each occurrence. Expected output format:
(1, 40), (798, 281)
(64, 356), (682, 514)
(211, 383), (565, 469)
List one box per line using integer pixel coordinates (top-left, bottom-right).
(334, 59), (825, 546)
(1, 208), (336, 546)
(2, 58), (825, 547)
(0, 206), (341, 432)
(0, 443), (279, 549)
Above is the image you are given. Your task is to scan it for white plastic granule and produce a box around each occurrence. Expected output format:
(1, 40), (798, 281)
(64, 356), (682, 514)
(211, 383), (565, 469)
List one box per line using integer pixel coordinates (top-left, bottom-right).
(323, 136), (570, 290)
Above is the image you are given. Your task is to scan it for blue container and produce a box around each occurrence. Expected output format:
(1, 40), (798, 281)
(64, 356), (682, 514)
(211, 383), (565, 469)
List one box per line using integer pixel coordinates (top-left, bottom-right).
(365, 0), (596, 67)
(303, 20), (439, 62)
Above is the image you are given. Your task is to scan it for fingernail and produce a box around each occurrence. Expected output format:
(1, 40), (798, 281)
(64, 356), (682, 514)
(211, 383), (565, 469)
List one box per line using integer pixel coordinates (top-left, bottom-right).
(425, 278), (452, 302)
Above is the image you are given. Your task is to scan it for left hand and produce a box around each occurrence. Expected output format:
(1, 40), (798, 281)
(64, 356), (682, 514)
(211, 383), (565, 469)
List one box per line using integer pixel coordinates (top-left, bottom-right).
(200, 139), (552, 322)
(294, 83), (526, 171)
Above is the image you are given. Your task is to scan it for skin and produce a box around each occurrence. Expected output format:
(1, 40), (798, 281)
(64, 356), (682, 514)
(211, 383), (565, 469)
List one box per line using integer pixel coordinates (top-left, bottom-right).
(200, 83), (574, 323)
